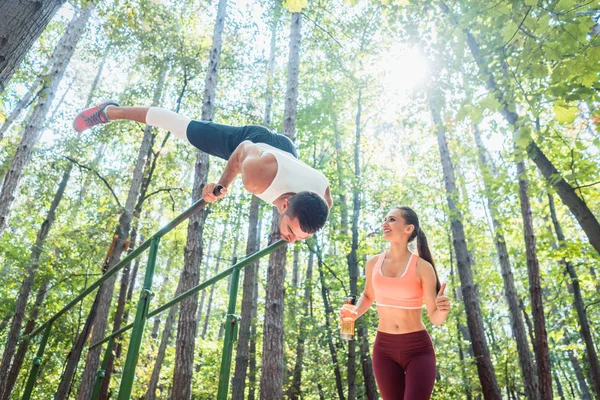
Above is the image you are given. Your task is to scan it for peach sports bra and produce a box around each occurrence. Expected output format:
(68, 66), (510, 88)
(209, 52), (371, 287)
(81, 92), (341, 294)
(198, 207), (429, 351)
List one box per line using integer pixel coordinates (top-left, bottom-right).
(372, 251), (424, 309)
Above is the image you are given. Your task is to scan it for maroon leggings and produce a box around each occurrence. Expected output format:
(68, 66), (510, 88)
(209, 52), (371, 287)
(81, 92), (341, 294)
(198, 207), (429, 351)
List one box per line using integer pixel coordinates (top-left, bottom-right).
(372, 330), (436, 399)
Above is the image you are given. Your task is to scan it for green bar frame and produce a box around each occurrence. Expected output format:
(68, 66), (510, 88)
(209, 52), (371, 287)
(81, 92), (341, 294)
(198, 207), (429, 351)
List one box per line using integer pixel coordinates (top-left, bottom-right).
(91, 336), (115, 400)
(217, 258), (241, 400)
(21, 323), (52, 400)
(17, 190), (288, 399)
(117, 237), (160, 400)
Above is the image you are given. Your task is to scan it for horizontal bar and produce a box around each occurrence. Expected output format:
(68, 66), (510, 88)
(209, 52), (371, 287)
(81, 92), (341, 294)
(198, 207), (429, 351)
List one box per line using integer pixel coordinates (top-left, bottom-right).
(26, 198), (210, 340)
(89, 240), (286, 350)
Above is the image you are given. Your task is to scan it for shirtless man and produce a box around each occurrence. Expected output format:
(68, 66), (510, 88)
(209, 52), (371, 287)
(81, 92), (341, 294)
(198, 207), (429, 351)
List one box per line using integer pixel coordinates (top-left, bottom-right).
(74, 101), (332, 243)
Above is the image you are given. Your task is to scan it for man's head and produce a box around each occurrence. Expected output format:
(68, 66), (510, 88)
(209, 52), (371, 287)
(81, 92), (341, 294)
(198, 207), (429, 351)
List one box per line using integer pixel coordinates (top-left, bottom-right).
(279, 191), (329, 243)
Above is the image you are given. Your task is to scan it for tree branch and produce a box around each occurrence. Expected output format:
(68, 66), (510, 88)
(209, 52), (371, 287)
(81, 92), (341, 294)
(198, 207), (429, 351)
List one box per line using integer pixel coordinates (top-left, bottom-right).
(64, 156), (123, 209)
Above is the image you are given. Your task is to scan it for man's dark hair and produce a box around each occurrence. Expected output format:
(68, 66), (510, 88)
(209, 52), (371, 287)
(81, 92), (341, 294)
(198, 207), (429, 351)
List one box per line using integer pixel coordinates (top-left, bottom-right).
(286, 191), (329, 234)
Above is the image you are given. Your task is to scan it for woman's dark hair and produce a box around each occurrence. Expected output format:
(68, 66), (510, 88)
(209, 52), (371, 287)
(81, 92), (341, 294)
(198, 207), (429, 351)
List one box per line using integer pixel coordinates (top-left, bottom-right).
(396, 206), (441, 292)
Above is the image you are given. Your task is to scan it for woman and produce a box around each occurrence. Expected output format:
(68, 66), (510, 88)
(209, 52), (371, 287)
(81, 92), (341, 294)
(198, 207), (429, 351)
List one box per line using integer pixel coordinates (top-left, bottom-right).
(340, 206), (450, 399)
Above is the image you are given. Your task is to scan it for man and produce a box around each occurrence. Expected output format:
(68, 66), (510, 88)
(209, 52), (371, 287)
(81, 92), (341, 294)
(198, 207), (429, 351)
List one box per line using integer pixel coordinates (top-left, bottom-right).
(74, 101), (332, 243)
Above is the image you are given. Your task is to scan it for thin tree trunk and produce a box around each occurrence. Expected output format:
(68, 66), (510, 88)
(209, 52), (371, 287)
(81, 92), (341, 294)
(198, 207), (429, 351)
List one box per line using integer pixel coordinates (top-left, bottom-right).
(231, 197), (261, 399)
(562, 334), (592, 399)
(314, 236), (346, 400)
(76, 92), (156, 400)
(0, 79), (40, 141)
(247, 216), (263, 400)
(1, 281), (48, 400)
(428, 92), (501, 399)
(201, 223), (228, 339)
(0, 5), (94, 239)
(287, 251), (313, 400)
(260, 10), (301, 399)
(549, 194), (600, 397)
(98, 62), (169, 400)
(196, 237), (214, 330)
(145, 277), (187, 400)
(473, 126), (539, 399)
(171, 0), (227, 397)
(0, 162), (71, 397)
(0, 0), (66, 94)
(54, 286), (102, 399)
(515, 156), (553, 399)
(447, 231), (473, 400)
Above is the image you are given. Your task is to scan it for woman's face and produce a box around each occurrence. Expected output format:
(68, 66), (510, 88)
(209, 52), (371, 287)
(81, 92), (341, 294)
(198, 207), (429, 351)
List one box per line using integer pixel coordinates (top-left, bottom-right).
(382, 209), (414, 241)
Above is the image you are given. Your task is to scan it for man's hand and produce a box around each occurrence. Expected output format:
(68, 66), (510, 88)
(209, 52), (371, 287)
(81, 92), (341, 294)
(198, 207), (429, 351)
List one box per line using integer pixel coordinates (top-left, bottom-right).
(203, 183), (227, 202)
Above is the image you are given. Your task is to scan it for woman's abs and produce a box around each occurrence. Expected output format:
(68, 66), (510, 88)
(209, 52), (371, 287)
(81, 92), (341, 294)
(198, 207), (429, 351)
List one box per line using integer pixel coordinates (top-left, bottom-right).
(376, 306), (426, 334)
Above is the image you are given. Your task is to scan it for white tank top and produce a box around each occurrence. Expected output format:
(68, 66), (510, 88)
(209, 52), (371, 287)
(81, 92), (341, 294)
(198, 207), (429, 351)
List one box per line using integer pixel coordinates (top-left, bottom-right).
(254, 143), (329, 204)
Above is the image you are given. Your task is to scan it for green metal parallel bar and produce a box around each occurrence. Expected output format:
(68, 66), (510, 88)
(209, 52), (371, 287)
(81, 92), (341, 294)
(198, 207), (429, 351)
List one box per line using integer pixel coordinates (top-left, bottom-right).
(89, 240), (287, 351)
(92, 336), (114, 400)
(21, 323), (52, 400)
(117, 237), (160, 400)
(217, 256), (241, 400)
(26, 198), (210, 340)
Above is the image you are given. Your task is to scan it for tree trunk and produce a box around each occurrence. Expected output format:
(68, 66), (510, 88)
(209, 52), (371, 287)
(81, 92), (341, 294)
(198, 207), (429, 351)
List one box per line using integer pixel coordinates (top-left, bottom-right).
(548, 194), (600, 397)
(0, 79), (40, 141)
(1, 281), (48, 400)
(76, 91), (156, 400)
(171, 1), (227, 397)
(145, 277), (188, 400)
(259, 10), (301, 399)
(55, 287), (102, 400)
(314, 236), (346, 400)
(259, 210), (287, 400)
(247, 215), (263, 400)
(447, 233), (473, 400)
(201, 223), (228, 339)
(287, 251), (313, 400)
(231, 196), (261, 399)
(98, 62), (169, 400)
(0, 4), (94, 239)
(562, 334), (592, 399)
(473, 126), (539, 399)
(0, 161), (71, 397)
(0, 0), (66, 94)
(428, 92), (501, 399)
(196, 237), (214, 332)
(515, 157), (553, 399)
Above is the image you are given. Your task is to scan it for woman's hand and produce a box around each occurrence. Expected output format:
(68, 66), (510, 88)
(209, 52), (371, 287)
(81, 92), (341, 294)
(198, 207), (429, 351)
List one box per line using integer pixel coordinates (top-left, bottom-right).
(435, 283), (451, 313)
(339, 306), (358, 323)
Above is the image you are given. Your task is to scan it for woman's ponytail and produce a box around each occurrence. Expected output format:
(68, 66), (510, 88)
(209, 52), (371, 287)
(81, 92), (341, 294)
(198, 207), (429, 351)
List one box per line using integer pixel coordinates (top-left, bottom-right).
(417, 227), (440, 292)
(396, 206), (441, 292)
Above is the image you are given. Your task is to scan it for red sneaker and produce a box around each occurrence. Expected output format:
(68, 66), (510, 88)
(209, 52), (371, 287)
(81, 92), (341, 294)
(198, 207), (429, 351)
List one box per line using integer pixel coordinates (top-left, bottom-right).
(73, 100), (119, 132)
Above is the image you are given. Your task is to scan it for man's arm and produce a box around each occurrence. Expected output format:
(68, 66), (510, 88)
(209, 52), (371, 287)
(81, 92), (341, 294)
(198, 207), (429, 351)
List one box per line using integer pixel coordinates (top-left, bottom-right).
(324, 186), (333, 209)
(202, 141), (277, 202)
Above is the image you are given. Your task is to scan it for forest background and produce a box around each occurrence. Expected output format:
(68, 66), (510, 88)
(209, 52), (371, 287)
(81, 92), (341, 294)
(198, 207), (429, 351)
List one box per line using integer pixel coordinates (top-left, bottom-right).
(0, 0), (599, 399)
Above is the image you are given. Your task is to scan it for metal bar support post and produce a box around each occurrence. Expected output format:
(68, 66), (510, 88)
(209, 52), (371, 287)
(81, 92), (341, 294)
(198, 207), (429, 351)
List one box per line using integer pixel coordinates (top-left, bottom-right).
(91, 336), (115, 400)
(21, 323), (52, 400)
(117, 237), (160, 400)
(217, 257), (241, 400)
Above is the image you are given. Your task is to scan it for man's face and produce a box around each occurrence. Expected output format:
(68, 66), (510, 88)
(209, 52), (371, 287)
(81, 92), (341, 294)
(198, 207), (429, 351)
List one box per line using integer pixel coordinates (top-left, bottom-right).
(278, 213), (311, 243)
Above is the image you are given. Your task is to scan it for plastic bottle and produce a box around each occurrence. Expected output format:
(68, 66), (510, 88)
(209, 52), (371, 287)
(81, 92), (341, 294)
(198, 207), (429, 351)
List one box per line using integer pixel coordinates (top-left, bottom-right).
(340, 296), (356, 341)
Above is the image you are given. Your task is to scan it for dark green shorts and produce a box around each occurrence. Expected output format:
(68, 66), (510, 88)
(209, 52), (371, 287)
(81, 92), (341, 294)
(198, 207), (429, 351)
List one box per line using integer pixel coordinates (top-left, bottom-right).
(186, 121), (298, 160)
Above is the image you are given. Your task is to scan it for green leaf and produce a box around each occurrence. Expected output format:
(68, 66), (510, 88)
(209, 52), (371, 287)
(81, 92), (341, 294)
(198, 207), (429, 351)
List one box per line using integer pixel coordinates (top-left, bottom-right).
(502, 21), (519, 42)
(515, 126), (532, 149)
(554, 0), (575, 12)
(524, 0), (536, 6)
(553, 104), (578, 124)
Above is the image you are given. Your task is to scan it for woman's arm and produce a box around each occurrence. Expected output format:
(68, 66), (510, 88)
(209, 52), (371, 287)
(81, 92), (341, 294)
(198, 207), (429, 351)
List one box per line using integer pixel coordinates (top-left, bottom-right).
(418, 259), (450, 326)
(341, 255), (378, 321)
